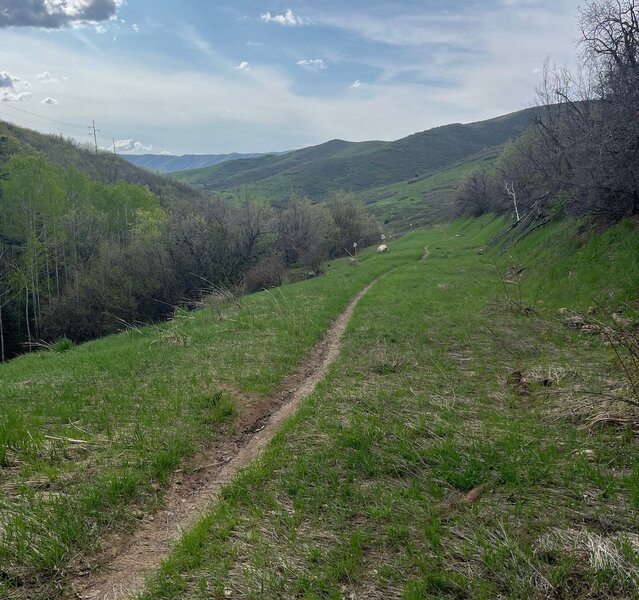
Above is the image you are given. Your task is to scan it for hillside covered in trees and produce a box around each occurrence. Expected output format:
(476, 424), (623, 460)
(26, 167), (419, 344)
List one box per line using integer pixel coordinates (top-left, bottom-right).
(0, 127), (380, 360)
(456, 0), (639, 228)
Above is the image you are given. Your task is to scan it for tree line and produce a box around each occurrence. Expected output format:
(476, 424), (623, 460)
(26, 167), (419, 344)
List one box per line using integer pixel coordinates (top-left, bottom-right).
(456, 0), (639, 224)
(0, 148), (380, 361)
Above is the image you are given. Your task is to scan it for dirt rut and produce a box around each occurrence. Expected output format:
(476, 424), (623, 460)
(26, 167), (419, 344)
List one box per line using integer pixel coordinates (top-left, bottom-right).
(71, 281), (377, 600)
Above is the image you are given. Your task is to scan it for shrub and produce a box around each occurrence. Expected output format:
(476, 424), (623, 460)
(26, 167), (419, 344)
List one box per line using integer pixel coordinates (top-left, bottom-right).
(242, 255), (286, 293)
(52, 337), (75, 353)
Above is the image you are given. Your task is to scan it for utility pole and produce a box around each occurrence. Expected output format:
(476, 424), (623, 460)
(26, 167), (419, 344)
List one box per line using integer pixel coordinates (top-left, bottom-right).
(112, 138), (117, 155)
(88, 120), (100, 153)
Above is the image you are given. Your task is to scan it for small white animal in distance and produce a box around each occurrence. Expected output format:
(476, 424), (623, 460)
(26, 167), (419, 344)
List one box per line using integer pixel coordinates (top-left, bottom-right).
(377, 244), (388, 253)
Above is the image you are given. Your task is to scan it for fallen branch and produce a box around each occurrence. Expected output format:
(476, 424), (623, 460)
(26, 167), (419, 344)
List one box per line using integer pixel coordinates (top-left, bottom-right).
(44, 435), (93, 445)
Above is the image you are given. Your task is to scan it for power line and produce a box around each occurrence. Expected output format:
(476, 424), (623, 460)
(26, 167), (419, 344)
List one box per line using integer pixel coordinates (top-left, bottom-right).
(0, 103), (137, 156)
(0, 101), (87, 130)
(1, 106), (116, 154)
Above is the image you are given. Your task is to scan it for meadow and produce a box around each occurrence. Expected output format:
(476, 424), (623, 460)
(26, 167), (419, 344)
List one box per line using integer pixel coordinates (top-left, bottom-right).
(139, 217), (639, 599)
(1, 216), (638, 599)
(0, 235), (424, 599)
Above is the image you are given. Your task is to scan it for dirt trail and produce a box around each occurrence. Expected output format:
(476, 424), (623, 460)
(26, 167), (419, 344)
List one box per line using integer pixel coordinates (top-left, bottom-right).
(71, 281), (377, 600)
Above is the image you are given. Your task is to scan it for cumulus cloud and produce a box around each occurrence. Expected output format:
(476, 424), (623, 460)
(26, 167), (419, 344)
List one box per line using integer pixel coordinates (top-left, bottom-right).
(36, 70), (58, 83)
(0, 70), (33, 100)
(112, 138), (153, 153)
(132, 23), (139, 32)
(0, 0), (122, 29)
(237, 61), (250, 71)
(351, 79), (362, 88)
(42, 96), (59, 104)
(296, 58), (326, 71)
(260, 9), (306, 26)
(1, 91), (32, 102)
(0, 71), (19, 88)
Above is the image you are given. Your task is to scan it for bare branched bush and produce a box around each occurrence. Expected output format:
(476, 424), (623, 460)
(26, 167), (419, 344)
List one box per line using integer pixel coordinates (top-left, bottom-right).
(242, 255), (286, 293)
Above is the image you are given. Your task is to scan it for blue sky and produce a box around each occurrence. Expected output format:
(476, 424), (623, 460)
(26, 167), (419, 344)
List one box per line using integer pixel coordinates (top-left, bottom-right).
(0, 0), (583, 154)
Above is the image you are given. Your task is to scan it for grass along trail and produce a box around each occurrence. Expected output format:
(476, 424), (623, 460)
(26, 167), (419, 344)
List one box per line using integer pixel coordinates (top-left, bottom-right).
(136, 218), (639, 600)
(71, 280), (381, 600)
(0, 235), (425, 600)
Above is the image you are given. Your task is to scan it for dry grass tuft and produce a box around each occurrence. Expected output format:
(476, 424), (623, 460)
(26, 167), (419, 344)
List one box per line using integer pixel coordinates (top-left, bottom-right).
(536, 527), (639, 584)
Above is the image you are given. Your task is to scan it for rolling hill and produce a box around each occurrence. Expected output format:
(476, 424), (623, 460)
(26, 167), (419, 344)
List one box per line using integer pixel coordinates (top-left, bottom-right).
(122, 151), (283, 174)
(0, 120), (203, 207)
(172, 107), (540, 226)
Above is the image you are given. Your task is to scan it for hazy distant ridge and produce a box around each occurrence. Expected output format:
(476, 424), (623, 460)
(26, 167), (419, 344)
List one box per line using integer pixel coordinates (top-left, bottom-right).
(172, 108), (540, 198)
(122, 152), (283, 173)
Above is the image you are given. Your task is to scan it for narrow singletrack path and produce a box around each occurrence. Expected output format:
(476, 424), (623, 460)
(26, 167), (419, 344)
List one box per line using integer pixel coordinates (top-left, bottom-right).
(71, 281), (378, 600)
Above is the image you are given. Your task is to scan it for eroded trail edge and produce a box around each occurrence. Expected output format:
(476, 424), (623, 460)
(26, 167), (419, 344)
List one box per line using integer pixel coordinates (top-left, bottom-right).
(72, 280), (378, 600)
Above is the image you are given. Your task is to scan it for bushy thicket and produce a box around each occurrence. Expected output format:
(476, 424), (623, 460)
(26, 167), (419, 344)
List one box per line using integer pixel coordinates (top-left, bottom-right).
(456, 0), (639, 223)
(0, 148), (380, 360)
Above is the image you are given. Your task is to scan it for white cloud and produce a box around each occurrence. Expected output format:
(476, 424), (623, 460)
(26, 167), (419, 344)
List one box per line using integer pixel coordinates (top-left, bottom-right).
(0, 71), (19, 88)
(36, 71), (58, 83)
(0, 4), (582, 154)
(0, 91), (32, 102)
(260, 9), (307, 26)
(0, 71), (33, 100)
(237, 61), (250, 71)
(111, 139), (153, 153)
(42, 96), (59, 104)
(296, 59), (326, 71)
(246, 41), (263, 46)
(132, 23), (139, 33)
(351, 80), (362, 88)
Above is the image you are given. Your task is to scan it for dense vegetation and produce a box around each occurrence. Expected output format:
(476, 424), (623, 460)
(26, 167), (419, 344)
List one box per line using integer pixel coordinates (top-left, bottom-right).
(0, 127), (380, 360)
(456, 0), (639, 225)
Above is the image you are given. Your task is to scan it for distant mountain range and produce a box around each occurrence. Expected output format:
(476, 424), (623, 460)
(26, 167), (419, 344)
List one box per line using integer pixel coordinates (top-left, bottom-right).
(0, 107), (539, 230)
(122, 152), (286, 174)
(171, 107), (541, 228)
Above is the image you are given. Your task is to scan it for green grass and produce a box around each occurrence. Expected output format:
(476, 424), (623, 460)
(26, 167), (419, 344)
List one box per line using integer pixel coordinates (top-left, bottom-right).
(134, 216), (639, 600)
(354, 155), (498, 230)
(0, 236), (425, 598)
(196, 153), (498, 234)
(502, 218), (639, 311)
(3, 216), (639, 599)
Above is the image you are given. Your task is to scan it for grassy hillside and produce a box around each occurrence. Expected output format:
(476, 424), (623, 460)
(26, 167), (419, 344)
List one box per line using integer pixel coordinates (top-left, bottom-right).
(2, 216), (638, 598)
(139, 217), (639, 600)
(0, 239), (424, 599)
(172, 108), (538, 223)
(0, 120), (202, 205)
(357, 151), (500, 228)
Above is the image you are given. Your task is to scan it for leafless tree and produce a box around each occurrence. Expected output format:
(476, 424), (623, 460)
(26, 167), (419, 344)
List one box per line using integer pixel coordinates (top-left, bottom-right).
(533, 0), (639, 219)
